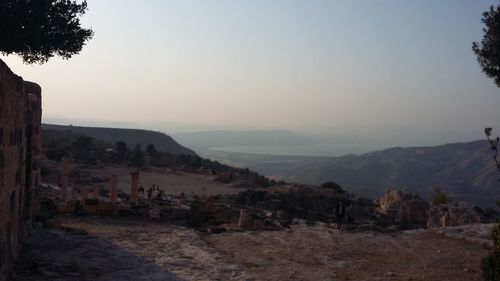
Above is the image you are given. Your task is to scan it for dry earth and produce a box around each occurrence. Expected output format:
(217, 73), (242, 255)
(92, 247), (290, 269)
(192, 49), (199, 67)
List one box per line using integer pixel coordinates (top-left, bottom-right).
(87, 167), (244, 195)
(205, 221), (490, 281)
(13, 217), (489, 281)
(14, 216), (251, 281)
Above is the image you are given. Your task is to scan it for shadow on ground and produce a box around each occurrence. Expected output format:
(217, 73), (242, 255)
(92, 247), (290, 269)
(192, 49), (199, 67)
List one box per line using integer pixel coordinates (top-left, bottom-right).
(13, 226), (185, 281)
(12, 217), (251, 281)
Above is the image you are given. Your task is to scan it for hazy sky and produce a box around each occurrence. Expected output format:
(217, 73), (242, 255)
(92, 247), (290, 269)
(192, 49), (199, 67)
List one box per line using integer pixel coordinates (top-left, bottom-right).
(2, 0), (500, 144)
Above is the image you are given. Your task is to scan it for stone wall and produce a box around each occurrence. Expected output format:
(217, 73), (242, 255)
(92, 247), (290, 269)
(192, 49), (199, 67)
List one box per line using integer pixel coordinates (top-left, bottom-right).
(0, 59), (42, 281)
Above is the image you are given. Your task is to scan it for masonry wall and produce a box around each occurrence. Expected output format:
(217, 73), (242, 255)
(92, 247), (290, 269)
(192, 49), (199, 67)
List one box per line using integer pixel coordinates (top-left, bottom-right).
(0, 59), (42, 281)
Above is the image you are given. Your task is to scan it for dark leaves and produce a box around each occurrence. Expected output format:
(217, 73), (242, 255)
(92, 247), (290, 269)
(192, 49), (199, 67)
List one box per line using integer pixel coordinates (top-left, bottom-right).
(472, 5), (500, 88)
(0, 0), (94, 64)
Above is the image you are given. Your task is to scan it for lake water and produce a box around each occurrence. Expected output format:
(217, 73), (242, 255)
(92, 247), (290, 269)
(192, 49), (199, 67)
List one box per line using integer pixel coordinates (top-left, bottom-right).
(210, 143), (387, 157)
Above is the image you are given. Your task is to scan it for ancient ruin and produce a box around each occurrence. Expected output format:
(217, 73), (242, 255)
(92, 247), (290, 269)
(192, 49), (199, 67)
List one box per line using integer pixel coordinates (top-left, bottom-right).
(0, 60), (42, 281)
(376, 189), (429, 229)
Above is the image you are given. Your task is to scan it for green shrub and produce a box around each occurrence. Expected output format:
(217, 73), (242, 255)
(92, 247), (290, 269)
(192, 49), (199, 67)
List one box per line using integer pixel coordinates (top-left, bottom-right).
(431, 187), (450, 206)
(320, 181), (346, 194)
(482, 224), (500, 281)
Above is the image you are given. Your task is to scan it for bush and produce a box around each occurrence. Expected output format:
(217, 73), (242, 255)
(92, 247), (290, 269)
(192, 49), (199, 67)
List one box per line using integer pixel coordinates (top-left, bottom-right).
(482, 224), (500, 281)
(320, 181), (346, 194)
(431, 187), (450, 206)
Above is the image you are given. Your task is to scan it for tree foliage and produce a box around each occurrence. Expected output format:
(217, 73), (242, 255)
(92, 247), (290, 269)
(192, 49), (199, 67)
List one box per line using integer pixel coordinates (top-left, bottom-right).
(320, 181), (346, 194)
(431, 187), (450, 206)
(132, 144), (145, 167)
(473, 5), (500, 87)
(115, 141), (127, 162)
(0, 0), (93, 63)
(146, 144), (157, 157)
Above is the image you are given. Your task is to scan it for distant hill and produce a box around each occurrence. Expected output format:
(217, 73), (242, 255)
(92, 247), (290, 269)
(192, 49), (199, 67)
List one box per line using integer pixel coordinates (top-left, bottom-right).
(42, 124), (196, 156)
(200, 140), (499, 207)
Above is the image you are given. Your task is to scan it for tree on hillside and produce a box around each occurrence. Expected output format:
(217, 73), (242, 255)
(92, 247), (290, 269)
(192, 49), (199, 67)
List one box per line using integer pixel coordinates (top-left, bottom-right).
(146, 144), (157, 157)
(320, 181), (346, 194)
(0, 0), (93, 63)
(132, 144), (145, 167)
(115, 141), (127, 163)
(473, 5), (500, 88)
(72, 135), (92, 162)
(431, 187), (450, 206)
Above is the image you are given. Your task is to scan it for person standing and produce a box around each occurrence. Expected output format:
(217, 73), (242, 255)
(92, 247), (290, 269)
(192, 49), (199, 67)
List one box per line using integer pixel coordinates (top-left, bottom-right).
(335, 201), (346, 230)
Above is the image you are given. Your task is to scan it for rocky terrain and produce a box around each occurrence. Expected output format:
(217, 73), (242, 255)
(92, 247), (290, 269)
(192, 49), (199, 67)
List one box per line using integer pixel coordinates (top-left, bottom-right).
(13, 216), (491, 281)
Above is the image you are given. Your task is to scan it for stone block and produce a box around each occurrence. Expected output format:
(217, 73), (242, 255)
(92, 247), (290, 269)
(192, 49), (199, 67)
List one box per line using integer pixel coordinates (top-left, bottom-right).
(170, 207), (189, 220)
(83, 205), (98, 215)
(98, 201), (113, 214)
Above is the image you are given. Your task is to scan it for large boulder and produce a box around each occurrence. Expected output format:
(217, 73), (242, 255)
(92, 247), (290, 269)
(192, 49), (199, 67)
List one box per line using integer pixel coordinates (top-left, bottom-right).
(377, 190), (429, 229)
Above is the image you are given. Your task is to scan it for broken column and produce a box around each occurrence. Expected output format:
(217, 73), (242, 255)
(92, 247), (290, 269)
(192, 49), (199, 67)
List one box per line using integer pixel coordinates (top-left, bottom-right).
(59, 157), (69, 200)
(110, 175), (118, 203)
(238, 209), (251, 228)
(130, 171), (140, 204)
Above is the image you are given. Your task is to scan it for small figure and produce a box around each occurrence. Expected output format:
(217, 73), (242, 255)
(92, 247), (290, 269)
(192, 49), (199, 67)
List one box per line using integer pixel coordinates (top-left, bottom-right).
(156, 190), (163, 200)
(335, 201), (346, 230)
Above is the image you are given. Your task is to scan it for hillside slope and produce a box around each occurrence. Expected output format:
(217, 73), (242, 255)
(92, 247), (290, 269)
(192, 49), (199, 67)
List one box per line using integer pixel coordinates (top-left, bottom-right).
(43, 124), (196, 156)
(201, 140), (499, 206)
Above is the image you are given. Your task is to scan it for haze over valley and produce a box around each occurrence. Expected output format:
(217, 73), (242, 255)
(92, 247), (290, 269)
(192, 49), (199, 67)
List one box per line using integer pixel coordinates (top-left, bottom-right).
(2, 1), (500, 280)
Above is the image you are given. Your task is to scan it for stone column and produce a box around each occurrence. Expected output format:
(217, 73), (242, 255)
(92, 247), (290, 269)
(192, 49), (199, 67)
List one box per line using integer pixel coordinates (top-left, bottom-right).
(238, 209), (251, 227)
(130, 171), (140, 204)
(60, 158), (69, 201)
(110, 175), (118, 203)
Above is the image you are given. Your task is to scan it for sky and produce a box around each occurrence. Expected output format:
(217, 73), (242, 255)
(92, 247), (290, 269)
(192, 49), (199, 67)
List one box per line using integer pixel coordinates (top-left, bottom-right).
(2, 0), (500, 147)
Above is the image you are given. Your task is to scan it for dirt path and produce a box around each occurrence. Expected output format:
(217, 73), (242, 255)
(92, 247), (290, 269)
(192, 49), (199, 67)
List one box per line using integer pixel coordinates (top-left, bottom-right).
(14, 217), (488, 281)
(204, 221), (488, 281)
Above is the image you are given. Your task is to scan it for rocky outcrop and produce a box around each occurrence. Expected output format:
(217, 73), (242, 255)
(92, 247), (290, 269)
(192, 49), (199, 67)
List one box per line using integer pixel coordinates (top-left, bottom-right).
(0, 59), (42, 281)
(427, 202), (489, 228)
(376, 190), (429, 229)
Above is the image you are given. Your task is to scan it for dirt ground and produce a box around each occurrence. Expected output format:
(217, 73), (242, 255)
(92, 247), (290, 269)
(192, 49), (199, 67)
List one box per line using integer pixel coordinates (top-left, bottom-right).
(205, 220), (489, 281)
(14, 216), (251, 281)
(13, 216), (489, 281)
(86, 167), (244, 196)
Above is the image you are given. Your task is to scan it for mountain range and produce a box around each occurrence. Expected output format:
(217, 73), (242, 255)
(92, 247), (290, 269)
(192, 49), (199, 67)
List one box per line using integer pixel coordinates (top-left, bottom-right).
(42, 124), (499, 207)
(200, 140), (499, 207)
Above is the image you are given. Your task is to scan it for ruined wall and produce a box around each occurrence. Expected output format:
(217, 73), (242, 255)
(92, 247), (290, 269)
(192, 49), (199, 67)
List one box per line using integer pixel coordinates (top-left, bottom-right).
(0, 59), (42, 281)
